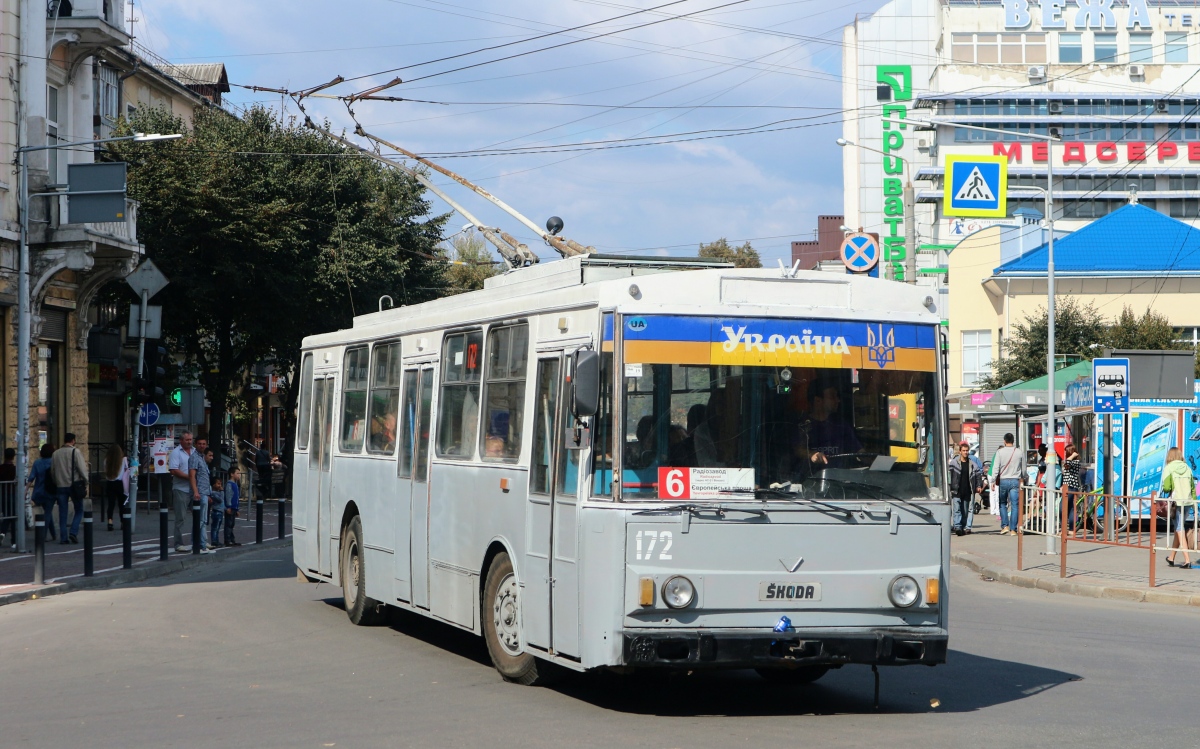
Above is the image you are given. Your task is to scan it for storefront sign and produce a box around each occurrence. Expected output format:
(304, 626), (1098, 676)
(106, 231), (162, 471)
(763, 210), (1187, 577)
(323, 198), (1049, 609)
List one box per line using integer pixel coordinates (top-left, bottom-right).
(877, 65), (912, 281)
(993, 141), (1200, 165)
(1004, 0), (1152, 30)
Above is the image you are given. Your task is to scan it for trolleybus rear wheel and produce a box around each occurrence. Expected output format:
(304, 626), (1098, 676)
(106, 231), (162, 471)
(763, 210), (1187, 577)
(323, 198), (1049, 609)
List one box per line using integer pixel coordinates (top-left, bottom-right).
(341, 516), (385, 626)
(482, 552), (552, 685)
(755, 666), (830, 685)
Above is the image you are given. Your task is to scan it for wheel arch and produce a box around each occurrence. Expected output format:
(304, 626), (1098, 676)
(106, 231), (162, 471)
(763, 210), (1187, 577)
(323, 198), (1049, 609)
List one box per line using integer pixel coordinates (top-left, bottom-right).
(479, 537), (516, 629)
(336, 500), (360, 579)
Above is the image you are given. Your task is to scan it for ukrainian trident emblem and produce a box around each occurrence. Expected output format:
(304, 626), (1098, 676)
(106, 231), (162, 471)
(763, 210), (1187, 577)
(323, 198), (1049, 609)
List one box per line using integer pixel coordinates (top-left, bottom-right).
(866, 324), (896, 368)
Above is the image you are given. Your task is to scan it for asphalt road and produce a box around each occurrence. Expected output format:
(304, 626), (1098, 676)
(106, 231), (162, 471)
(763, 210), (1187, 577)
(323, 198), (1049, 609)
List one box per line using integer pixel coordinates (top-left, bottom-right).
(1, 546), (1194, 749)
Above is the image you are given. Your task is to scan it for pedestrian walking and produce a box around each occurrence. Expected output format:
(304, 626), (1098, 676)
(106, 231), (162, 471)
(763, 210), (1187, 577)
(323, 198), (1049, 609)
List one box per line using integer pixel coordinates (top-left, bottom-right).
(989, 433), (1026, 535)
(191, 440), (215, 554)
(103, 444), (129, 531)
(209, 476), (225, 548)
(1161, 447), (1196, 569)
(224, 466), (242, 546)
(948, 442), (982, 536)
(26, 444), (57, 541)
(168, 432), (196, 553)
(50, 434), (88, 545)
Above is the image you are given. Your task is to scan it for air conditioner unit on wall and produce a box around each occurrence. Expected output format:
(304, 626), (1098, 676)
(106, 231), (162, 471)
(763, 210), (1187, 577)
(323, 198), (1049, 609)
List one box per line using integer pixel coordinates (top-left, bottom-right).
(1129, 64), (1145, 77)
(1157, 99), (1170, 113)
(1028, 65), (1046, 80)
(1048, 100), (1063, 114)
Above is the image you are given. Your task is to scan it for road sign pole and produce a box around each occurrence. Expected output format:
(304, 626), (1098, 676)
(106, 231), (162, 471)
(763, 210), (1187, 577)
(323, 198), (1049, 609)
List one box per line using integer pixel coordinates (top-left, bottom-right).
(129, 287), (149, 535)
(1104, 413), (1115, 541)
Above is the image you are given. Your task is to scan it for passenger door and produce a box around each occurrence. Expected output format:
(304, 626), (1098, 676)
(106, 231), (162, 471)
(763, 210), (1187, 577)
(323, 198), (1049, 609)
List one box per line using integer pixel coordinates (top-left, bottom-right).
(524, 355), (581, 657)
(309, 375), (336, 577)
(405, 365), (437, 610)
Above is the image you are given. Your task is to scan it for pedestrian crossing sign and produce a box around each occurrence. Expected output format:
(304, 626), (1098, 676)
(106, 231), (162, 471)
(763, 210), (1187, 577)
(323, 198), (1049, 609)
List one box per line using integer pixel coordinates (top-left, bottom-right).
(943, 154), (1008, 218)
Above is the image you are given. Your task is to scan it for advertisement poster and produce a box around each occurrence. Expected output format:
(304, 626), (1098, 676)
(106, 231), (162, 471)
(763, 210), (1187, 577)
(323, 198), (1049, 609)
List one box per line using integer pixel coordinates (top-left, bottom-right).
(1093, 414), (1126, 496)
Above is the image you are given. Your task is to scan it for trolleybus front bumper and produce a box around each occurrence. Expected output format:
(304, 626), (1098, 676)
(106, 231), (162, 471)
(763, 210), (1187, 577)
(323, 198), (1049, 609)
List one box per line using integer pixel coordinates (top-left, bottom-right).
(621, 628), (947, 668)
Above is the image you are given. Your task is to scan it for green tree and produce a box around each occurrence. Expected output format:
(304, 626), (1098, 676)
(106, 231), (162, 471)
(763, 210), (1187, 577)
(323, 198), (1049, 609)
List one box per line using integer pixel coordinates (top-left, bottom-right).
(444, 231), (499, 293)
(698, 237), (761, 268)
(1106, 306), (1188, 352)
(110, 106), (449, 449)
(978, 297), (1107, 390)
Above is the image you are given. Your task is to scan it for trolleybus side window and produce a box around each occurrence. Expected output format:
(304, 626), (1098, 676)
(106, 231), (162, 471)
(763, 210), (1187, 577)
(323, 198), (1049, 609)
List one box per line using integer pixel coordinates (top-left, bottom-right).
(530, 358), (560, 494)
(296, 354), (313, 451)
(416, 369), (434, 481)
(481, 323), (529, 462)
(590, 349), (614, 497)
(367, 342), (402, 455)
(398, 370), (419, 478)
(340, 347), (370, 453)
(437, 330), (483, 459)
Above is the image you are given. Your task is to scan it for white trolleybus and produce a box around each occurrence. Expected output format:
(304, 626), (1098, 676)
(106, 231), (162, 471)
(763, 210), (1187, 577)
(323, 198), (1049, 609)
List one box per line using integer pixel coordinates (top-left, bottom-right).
(293, 255), (950, 688)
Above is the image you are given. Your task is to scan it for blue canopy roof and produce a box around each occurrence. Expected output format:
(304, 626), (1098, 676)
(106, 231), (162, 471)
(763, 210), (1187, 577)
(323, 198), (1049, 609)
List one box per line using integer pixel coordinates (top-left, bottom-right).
(993, 203), (1200, 278)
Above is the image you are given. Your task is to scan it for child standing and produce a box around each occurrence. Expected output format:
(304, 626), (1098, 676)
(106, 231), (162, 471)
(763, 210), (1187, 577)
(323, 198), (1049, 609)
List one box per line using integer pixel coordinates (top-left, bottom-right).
(209, 477), (225, 548)
(224, 466), (242, 547)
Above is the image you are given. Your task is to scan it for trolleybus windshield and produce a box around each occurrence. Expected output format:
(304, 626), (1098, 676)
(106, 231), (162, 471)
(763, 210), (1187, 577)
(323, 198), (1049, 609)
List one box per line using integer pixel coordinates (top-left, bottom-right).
(607, 315), (944, 501)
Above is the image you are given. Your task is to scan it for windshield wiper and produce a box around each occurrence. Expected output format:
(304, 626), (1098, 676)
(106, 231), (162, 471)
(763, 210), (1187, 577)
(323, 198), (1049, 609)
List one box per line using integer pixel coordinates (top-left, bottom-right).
(814, 477), (934, 517)
(725, 486), (853, 518)
(632, 504), (766, 519)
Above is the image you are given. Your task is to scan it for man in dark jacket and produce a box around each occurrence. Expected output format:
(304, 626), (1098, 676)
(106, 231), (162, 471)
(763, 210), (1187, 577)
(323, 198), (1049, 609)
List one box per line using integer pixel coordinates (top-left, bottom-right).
(948, 442), (982, 536)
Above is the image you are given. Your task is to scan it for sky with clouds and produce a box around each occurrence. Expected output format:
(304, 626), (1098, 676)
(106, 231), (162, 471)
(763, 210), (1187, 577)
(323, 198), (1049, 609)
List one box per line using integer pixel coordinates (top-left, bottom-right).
(131, 0), (892, 265)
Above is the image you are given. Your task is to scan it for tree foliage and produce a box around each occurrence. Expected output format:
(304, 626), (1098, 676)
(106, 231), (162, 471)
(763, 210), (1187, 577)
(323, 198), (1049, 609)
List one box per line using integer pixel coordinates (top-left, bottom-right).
(979, 300), (1193, 390)
(698, 237), (761, 268)
(110, 106), (449, 446)
(444, 231), (499, 293)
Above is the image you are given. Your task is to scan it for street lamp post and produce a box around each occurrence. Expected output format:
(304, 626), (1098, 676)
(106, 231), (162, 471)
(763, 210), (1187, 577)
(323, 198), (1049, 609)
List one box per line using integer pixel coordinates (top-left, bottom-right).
(914, 118), (1060, 554)
(836, 138), (917, 284)
(14, 132), (181, 552)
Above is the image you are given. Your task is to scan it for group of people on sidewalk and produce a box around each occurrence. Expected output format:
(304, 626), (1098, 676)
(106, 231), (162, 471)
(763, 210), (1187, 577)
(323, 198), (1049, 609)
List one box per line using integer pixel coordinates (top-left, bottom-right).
(948, 432), (1051, 537)
(168, 432), (242, 553)
(23, 434), (130, 544)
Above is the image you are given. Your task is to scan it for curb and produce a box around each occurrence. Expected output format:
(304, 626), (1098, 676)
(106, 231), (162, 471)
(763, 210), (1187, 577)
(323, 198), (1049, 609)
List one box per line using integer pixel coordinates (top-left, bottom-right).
(0, 538), (291, 607)
(951, 550), (1200, 607)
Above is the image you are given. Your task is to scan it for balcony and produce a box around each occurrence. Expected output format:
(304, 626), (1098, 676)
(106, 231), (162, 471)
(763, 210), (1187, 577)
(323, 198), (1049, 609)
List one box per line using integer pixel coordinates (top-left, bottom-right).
(45, 195), (141, 255)
(47, 0), (129, 49)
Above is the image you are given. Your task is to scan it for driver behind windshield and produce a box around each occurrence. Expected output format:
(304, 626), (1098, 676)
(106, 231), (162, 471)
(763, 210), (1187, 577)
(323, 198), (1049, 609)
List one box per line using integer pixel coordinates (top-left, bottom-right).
(804, 383), (862, 460)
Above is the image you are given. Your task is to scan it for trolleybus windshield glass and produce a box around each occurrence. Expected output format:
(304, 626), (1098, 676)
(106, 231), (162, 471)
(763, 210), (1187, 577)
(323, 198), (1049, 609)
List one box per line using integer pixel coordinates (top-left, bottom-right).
(612, 315), (944, 501)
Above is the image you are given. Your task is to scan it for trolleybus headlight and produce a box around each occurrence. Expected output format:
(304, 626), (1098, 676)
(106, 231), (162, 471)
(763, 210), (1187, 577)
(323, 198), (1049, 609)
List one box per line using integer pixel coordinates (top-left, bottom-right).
(662, 576), (695, 609)
(888, 575), (920, 608)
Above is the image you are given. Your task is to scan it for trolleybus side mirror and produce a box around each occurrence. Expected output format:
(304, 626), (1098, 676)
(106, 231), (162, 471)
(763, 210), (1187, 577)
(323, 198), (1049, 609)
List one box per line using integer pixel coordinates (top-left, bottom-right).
(572, 349), (600, 418)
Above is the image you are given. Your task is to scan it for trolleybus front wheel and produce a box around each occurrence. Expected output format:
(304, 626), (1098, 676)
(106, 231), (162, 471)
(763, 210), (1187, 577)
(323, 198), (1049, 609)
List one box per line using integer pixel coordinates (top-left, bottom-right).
(482, 552), (554, 685)
(755, 666), (830, 685)
(341, 516), (385, 626)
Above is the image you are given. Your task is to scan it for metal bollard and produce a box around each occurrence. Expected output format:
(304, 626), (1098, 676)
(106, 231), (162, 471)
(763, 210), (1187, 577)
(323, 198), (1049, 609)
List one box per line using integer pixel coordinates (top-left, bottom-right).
(122, 511), (133, 569)
(256, 499), (264, 545)
(278, 498), (286, 540)
(160, 506), (169, 561)
(192, 499), (201, 555)
(83, 499), (94, 577)
(33, 506), (45, 585)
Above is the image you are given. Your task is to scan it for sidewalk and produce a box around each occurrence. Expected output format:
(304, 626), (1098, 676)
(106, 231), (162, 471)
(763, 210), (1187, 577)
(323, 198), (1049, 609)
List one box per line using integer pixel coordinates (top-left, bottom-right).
(951, 510), (1200, 606)
(0, 501), (291, 605)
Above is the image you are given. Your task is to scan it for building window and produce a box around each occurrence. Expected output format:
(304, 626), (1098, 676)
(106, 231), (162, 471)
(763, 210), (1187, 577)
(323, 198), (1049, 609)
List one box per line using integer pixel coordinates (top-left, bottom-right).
(1129, 32), (1153, 63)
(437, 329), (484, 459)
(1025, 33), (1046, 63)
(1094, 33), (1118, 63)
(1174, 327), (1200, 347)
(1170, 199), (1200, 219)
(976, 33), (1000, 64)
(366, 342), (401, 455)
(1169, 175), (1200, 192)
(480, 323), (528, 462)
(1063, 200), (1114, 219)
(962, 331), (993, 388)
(1166, 32), (1189, 63)
(1001, 33), (1024, 63)
(1059, 33), (1083, 64)
(46, 85), (60, 184)
(340, 346), (369, 453)
(951, 33), (973, 63)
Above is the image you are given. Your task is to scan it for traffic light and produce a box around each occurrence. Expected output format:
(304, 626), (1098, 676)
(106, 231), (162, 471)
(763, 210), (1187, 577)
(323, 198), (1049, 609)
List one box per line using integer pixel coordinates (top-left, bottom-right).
(132, 377), (153, 405)
(170, 388), (182, 407)
(141, 345), (167, 405)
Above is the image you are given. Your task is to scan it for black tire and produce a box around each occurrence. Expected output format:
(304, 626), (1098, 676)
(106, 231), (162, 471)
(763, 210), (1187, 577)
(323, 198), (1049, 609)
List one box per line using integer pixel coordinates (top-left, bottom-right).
(341, 516), (385, 626)
(755, 666), (830, 685)
(481, 552), (554, 685)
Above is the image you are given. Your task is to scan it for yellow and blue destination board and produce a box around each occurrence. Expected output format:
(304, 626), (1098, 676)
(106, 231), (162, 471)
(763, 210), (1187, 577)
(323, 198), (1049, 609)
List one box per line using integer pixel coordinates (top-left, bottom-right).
(607, 315), (937, 372)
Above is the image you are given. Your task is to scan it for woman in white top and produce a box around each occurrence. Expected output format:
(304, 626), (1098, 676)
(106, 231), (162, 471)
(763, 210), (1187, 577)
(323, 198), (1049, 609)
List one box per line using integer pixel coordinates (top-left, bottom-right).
(103, 444), (129, 532)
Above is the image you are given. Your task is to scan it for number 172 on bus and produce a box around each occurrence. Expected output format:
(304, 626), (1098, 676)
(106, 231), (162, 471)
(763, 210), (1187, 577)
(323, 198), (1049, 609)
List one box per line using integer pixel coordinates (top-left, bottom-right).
(657, 467), (756, 500)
